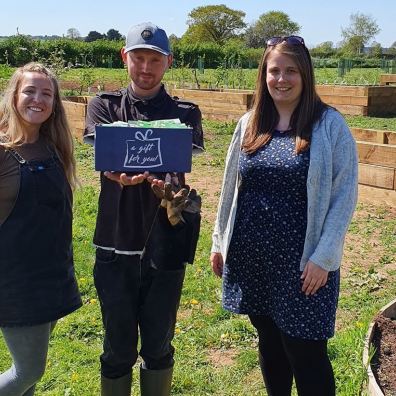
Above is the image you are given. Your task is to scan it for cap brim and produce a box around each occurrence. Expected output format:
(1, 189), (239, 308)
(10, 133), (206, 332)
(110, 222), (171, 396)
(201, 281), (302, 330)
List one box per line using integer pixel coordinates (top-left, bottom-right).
(124, 44), (170, 56)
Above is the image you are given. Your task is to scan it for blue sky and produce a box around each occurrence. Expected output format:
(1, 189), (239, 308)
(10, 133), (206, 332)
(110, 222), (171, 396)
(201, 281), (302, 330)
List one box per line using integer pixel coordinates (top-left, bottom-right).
(2, 0), (395, 47)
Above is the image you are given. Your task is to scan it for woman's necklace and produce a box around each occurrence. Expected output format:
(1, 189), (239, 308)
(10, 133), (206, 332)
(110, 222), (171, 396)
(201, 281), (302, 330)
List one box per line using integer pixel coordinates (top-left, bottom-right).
(277, 128), (292, 134)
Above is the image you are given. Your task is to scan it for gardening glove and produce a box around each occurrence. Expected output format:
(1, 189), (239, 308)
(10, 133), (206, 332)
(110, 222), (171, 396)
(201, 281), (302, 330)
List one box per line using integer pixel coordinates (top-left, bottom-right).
(152, 182), (189, 226)
(151, 183), (201, 226)
(182, 187), (202, 215)
(146, 182), (202, 267)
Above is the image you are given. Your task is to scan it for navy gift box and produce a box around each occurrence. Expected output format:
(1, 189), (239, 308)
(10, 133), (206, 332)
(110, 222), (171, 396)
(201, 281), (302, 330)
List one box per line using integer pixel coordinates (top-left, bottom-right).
(94, 125), (193, 173)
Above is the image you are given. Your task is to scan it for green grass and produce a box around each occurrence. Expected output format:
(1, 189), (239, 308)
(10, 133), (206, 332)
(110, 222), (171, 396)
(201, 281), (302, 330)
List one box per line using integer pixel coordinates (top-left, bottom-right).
(59, 67), (387, 94)
(0, 116), (395, 395)
(345, 115), (396, 130)
(0, 66), (390, 96)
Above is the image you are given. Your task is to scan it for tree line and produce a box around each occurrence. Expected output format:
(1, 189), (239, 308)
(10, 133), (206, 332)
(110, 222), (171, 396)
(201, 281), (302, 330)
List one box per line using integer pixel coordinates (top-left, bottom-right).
(1, 6), (395, 69)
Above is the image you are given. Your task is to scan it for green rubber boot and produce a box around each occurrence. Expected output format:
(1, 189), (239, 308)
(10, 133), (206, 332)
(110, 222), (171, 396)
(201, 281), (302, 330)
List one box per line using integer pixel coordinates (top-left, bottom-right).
(101, 372), (132, 396)
(140, 366), (173, 396)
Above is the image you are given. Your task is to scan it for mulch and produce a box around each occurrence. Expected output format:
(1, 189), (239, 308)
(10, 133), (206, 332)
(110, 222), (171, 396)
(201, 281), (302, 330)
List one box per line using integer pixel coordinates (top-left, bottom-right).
(371, 313), (396, 395)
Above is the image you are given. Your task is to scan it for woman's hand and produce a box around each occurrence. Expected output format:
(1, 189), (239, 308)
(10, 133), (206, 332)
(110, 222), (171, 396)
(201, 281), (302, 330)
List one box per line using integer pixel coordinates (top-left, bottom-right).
(301, 260), (328, 296)
(211, 252), (224, 278)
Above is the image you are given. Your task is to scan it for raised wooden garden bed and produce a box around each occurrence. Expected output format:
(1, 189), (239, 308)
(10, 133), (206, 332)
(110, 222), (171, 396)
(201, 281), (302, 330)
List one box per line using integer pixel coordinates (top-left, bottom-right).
(63, 86), (396, 131)
(170, 88), (254, 121)
(62, 96), (92, 141)
(351, 128), (396, 191)
(61, 95), (396, 194)
(379, 74), (396, 86)
(316, 85), (396, 116)
(363, 298), (396, 396)
(170, 86), (396, 120)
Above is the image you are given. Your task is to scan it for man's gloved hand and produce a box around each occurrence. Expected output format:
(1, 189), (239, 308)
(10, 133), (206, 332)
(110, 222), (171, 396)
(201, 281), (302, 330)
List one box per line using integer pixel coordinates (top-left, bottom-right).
(151, 182), (201, 226)
(182, 187), (202, 215)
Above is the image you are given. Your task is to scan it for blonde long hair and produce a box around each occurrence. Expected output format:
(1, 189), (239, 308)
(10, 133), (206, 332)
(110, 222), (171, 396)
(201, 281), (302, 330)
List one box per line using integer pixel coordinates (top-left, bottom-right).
(0, 62), (77, 189)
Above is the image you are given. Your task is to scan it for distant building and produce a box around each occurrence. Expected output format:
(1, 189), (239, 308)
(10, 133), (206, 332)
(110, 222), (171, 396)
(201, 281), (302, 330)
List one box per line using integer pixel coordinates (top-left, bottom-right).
(362, 46), (396, 56)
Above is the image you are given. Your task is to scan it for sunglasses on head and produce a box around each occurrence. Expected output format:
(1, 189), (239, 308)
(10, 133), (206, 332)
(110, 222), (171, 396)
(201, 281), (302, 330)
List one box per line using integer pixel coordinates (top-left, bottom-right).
(266, 36), (305, 47)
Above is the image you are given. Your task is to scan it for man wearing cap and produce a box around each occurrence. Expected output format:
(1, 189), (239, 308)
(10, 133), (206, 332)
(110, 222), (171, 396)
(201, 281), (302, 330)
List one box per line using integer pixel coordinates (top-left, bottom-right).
(84, 22), (203, 396)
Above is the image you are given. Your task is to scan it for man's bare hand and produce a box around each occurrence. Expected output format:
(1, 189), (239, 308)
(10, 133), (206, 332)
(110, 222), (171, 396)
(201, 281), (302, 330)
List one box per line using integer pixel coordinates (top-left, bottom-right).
(104, 171), (149, 186)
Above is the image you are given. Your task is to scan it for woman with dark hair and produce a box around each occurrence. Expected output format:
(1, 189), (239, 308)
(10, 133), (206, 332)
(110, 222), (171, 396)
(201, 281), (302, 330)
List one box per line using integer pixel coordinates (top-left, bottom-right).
(0, 62), (81, 395)
(210, 36), (358, 395)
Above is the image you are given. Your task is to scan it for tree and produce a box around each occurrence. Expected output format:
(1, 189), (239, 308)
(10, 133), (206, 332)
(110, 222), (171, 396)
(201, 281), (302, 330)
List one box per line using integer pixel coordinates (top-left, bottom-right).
(168, 34), (180, 48)
(183, 4), (246, 45)
(66, 28), (81, 40)
(85, 31), (105, 42)
(1, 35), (36, 66)
(389, 42), (396, 57)
(244, 11), (300, 48)
(368, 41), (382, 58)
(310, 41), (336, 58)
(106, 29), (122, 41)
(341, 13), (380, 55)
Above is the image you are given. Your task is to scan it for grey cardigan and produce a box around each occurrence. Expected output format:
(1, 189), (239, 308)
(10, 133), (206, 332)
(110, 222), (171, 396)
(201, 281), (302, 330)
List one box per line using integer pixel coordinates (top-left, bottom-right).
(211, 108), (358, 272)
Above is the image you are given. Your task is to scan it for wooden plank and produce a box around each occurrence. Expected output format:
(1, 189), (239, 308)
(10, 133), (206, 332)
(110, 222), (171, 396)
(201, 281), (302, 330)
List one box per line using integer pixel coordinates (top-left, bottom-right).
(202, 112), (240, 121)
(367, 105), (396, 117)
(358, 184), (396, 206)
(351, 128), (388, 144)
(358, 163), (395, 189)
(357, 142), (396, 168)
(337, 86), (368, 96)
(352, 129), (396, 145)
(193, 101), (247, 110)
(370, 88), (396, 98)
(62, 98), (90, 140)
(379, 74), (396, 85)
(199, 106), (246, 116)
(387, 132), (396, 145)
(171, 89), (253, 105)
(71, 127), (84, 142)
(63, 96), (91, 104)
(315, 85), (335, 95)
(170, 87), (396, 117)
(223, 89), (254, 94)
(367, 98), (395, 107)
(316, 85), (367, 96)
(63, 102), (87, 117)
(331, 104), (367, 115)
(69, 119), (86, 129)
(317, 94), (368, 106)
(350, 96), (370, 106)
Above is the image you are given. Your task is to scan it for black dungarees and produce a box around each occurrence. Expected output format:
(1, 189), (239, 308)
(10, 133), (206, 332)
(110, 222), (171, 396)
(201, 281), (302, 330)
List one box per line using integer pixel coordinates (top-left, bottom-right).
(0, 146), (81, 327)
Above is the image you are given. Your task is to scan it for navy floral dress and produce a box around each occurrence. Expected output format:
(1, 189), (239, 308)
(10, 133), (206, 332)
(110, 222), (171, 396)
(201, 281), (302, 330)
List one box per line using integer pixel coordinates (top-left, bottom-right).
(223, 131), (340, 340)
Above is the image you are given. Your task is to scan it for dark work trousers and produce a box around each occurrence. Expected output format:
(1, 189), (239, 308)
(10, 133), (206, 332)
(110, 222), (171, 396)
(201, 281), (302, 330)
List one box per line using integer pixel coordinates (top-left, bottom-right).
(249, 315), (335, 396)
(94, 249), (185, 379)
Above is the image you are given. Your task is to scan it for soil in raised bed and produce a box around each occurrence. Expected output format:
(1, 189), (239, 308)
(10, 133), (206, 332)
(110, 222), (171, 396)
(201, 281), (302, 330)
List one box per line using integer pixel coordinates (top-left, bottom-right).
(371, 313), (396, 395)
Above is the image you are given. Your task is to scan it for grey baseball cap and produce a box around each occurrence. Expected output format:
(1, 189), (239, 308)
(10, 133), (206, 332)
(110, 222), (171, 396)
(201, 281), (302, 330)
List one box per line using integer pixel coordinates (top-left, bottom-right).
(125, 22), (171, 55)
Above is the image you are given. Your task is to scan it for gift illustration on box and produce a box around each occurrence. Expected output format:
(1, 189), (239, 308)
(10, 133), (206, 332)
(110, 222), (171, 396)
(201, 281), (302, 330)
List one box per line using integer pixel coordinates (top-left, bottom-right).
(123, 129), (163, 169)
(94, 121), (193, 173)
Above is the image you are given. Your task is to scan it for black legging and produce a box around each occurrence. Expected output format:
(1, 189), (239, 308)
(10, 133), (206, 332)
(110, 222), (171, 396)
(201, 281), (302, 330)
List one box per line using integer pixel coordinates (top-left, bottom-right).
(249, 315), (335, 396)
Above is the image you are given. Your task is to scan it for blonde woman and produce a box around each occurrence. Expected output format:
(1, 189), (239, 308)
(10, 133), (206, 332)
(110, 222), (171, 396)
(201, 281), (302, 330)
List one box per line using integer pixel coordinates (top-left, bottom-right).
(0, 63), (81, 395)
